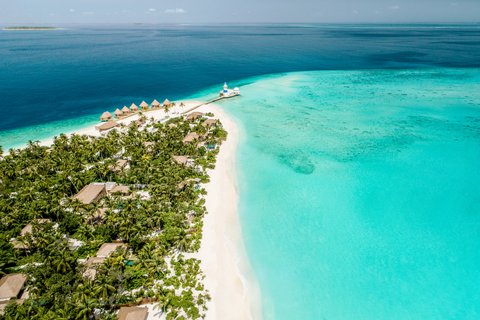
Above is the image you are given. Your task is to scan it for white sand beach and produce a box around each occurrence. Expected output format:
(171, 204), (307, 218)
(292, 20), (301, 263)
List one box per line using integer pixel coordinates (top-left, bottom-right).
(194, 104), (262, 320)
(30, 100), (260, 319)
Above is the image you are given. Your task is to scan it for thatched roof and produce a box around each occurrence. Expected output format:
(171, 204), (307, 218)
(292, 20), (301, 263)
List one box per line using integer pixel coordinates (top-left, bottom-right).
(203, 118), (218, 127)
(163, 99), (172, 106)
(109, 185), (130, 195)
(151, 99), (160, 107)
(121, 106), (130, 113)
(114, 108), (123, 117)
(130, 103), (139, 111)
(0, 274), (27, 300)
(85, 257), (106, 265)
(139, 101), (149, 109)
(183, 132), (200, 143)
(100, 111), (112, 121)
(73, 183), (106, 205)
(20, 219), (51, 237)
(186, 112), (204, 121)
(96, 243), (126, 258)
(96, 120), (119, 132)
(173, 156), (189, 165)
(111, 159), (128, 172)
(117, 306), (149, 320)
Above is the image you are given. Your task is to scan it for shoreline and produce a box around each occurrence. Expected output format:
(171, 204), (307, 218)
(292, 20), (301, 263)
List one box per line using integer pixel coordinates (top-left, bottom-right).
(194, 104), (262, 320)
(5, 100), (262, 319)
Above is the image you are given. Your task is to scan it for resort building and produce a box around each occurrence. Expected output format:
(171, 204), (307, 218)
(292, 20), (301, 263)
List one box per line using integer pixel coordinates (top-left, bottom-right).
(0, 274), (27, 305)
(111, 159), (129, 172)
(172, 155), (193, 166)
(186, 112), (204, 122)
(202, 118), (218, 128)
(130, 103), (139, 112)
(114, 109), (123, 118)
(117, 306), (149, 320)
(96, 243), (126, 258)
(140, 101), (149, 110)
(183, 132), (200, 144)
(121, 106), (130, 114)
(219, 82), (240, 98)
(73, 183), (107, 205)
(83, 242), (127, 280)
(12, 219), (53, 249)
(151, 99), (160, 109)
(19, 219), (51, 237)
(100, 111), (112, 122)
(96, 120), (119, 133)
(163, 99), (172, 107)
(109, 184), (130, 195)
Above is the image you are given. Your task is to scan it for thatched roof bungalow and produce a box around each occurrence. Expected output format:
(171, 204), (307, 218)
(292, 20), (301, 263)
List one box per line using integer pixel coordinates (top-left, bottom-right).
(172, 155), (190, 166)
(117, 306), (149, 320)
(19, 219), (51, 237)
(109, 185), (130, 195)
(186, 112), (204, 122)
(163, 99), (172, 107)
(139, 101), (149, 110)
(110, 159), (129, 172)
(130, 103), (139, 112)
(203, 118), (218, 128)
(121, 106), (130, 114)
(183, 132), (200, 144)
(151, 99), (161, 108)
(100, 111), (112, 122)
(96, 243), (126, 258)
(73, 183), (107, 205)
(0, 274), (27, 302)
(114, 109), (123, 118)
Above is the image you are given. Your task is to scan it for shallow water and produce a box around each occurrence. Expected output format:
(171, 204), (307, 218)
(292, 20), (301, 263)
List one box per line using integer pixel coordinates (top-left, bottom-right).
(212, 69), (480, 319)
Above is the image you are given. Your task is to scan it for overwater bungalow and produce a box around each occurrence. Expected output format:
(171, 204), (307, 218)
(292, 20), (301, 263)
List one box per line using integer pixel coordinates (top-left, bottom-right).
(0, 274), (27, 305)
(130, 103), (139, 112)
(117, 306), (148, 320)
(96, 120), (119, 133)
(151, 99), (161, 109)
(186, 112), (204, 122)
(121, 106), (130, 114)
(114, 108), (123, 118)
(140, 101), (149, 110)
(183, 132), (200, 144)
(100, 111), (112, 122)
(73, 183), (107, 205)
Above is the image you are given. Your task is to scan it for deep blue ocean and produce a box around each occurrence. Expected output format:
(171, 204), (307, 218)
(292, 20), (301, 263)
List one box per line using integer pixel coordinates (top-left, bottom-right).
(1, 24), (480, 319)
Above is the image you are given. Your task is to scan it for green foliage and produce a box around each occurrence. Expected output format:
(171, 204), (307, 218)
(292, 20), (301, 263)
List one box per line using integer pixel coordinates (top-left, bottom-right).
(0, 115), (223, 319)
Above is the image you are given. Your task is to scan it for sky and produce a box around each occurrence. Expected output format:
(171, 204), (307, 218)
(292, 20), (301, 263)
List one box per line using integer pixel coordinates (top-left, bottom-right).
(1, 0), (479, 24)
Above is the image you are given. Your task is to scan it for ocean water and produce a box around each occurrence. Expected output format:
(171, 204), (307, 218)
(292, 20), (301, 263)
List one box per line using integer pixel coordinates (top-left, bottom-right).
(2, 25), (480, 319)
(213, 69), (480, 319)
(1, 24), (480, 148)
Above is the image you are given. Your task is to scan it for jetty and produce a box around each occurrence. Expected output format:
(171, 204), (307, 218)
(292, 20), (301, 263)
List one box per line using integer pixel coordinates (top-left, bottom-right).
(97, 83), (240, 123)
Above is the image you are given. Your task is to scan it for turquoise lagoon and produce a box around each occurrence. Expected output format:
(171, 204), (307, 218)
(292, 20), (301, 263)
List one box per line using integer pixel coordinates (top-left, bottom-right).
(4, 68), (480, 319)
(206, 69), (480, 319)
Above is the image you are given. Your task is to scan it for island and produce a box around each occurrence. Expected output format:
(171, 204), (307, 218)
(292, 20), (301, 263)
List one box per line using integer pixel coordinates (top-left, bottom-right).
(3, 26), (60, 31)
(0, 104), (228, 319)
